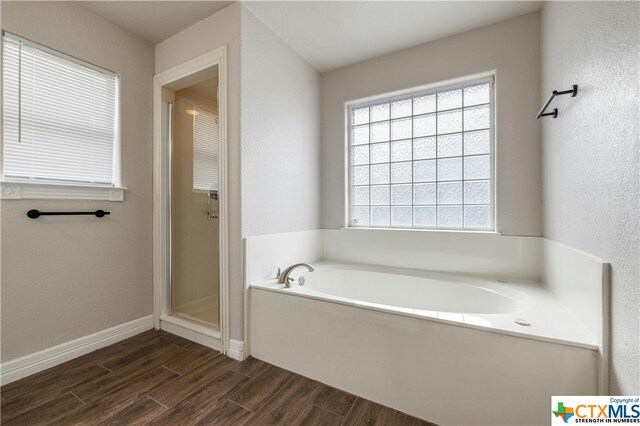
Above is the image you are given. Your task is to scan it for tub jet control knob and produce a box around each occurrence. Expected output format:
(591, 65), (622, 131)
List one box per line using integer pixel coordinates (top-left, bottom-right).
(298, 276), (305, 286)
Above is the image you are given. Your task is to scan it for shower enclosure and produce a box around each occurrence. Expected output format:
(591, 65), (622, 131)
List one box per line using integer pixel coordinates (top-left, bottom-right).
(153, 48), (228, 351)
(169, 77), (220, 329)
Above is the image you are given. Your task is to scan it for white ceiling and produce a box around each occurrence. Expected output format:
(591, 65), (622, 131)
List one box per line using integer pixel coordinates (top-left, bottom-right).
(75, 1), (234, 44)
(244, 1), (543, 72)
(75, 1), (542, 72)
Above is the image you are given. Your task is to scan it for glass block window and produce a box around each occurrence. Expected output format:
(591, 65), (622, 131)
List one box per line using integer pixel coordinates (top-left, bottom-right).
(348, 77), (493, 230)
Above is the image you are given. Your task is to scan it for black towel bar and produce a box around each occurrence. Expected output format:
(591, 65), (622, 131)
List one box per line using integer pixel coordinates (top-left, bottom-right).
(537, 85), (578, 119)
(27, 209), (110, 219)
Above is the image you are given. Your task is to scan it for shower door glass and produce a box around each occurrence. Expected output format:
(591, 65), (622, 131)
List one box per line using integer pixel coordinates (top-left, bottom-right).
(170, 76), (220, 330)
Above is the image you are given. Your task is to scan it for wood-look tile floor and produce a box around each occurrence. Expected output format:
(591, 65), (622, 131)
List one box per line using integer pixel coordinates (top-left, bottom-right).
(0, 330), (434, 425)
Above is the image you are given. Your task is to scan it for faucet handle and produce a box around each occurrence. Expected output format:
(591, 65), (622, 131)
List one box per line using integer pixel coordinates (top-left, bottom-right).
(285, 276), (294, 287)
(276, 267), (281, 278)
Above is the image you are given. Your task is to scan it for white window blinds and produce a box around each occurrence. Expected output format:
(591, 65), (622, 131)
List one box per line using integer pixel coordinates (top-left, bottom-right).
(192, 107), (218, 192)
(2, 33), (119, 186)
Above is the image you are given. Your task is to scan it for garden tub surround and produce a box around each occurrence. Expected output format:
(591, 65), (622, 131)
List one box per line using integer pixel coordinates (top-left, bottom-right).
(244, 229), (608, 424)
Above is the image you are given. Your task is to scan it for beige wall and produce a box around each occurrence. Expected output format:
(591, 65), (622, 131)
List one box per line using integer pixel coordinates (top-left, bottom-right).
(321, 12), (542, 236)
(155, 3), (243, 340)
(541, 1), (639, 394)
(171, 83), (219, 311)
(0, 2), (155, 362)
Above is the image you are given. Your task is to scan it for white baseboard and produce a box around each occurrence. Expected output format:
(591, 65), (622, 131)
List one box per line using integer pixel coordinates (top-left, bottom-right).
(0, 315), (154, 385)
(228, 339), (246, 361)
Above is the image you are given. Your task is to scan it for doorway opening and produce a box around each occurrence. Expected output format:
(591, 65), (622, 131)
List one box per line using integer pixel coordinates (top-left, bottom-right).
(153, 48), (228, 352)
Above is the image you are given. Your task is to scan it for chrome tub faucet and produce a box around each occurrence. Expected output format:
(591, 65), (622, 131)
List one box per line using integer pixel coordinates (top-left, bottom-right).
(277, 263), (315, 287)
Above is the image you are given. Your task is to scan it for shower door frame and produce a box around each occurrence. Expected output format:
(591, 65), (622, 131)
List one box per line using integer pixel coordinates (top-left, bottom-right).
(152, 46), (229, 353)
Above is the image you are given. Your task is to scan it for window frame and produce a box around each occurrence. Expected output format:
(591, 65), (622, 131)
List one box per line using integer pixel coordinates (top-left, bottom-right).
(344, 72), (496, 232)
(0, 31), (125, 201)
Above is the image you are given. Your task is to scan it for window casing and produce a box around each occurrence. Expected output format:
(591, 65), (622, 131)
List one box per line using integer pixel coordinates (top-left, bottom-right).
(347, 76), (494, 230)
(1, 32), (120, 193)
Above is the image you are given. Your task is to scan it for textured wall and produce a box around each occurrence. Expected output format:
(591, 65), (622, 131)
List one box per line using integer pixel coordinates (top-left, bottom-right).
(155, 3), (243, 340)
(240, 6), (321, 237)
(321, 12), (542, 236)
(0, 2), (155, 362)
(541, 2), (639, 394)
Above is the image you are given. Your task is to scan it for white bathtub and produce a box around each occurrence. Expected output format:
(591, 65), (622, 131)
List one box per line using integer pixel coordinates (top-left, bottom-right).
(255, 262), (596, 348)
(305, 263), (522, 314)
(249, 262), (599, 425)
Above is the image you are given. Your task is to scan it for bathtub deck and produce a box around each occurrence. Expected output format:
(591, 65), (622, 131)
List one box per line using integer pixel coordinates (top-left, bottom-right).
(0, 330), (434, 425)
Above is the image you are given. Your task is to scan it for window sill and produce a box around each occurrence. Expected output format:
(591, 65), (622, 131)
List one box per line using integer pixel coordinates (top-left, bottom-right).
(0, 181), (126, 201)
(341, 226), (500, 235)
